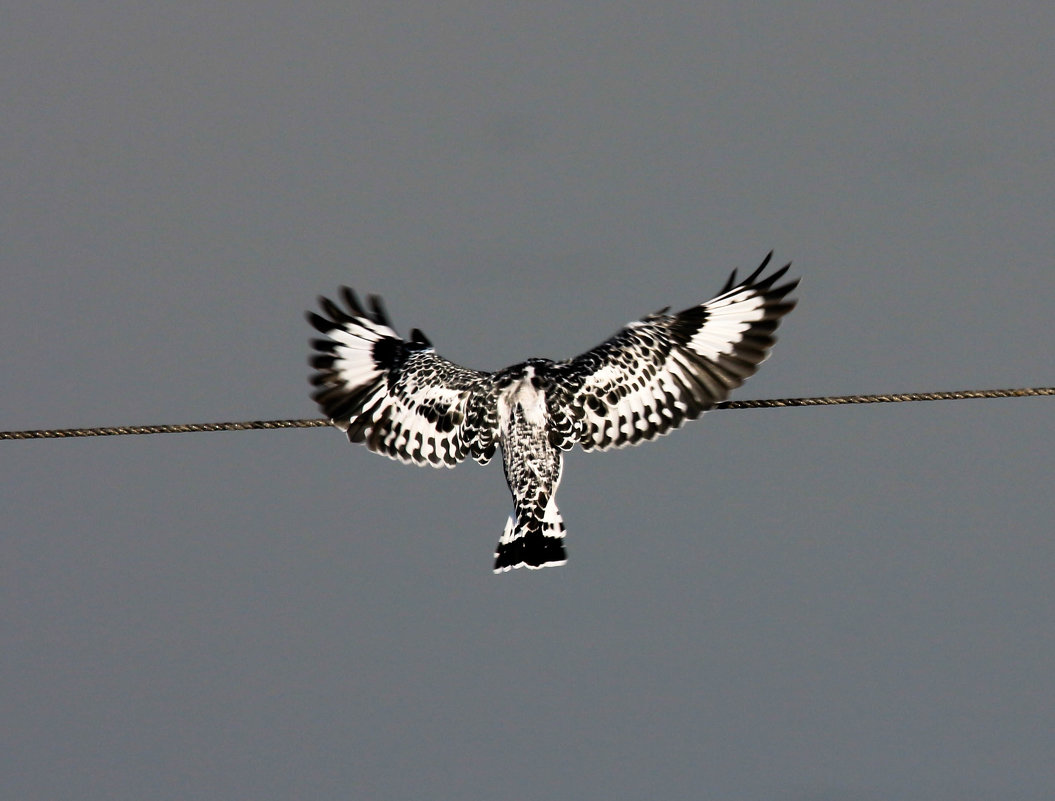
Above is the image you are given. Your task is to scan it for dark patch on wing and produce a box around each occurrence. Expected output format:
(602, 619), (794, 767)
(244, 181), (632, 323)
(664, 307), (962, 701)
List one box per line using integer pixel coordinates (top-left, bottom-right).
(307, 288), (499, 467)
(546, 254), (798, 451)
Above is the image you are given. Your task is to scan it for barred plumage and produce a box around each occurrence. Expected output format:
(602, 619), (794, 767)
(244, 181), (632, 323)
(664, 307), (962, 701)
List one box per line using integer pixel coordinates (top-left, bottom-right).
(308, 253), (798, 572)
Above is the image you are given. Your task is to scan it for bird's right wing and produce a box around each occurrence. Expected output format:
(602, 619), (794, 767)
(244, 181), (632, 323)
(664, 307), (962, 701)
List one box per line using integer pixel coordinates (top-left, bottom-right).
(547, 254), (798, 451)
(308, 289), (499, 467)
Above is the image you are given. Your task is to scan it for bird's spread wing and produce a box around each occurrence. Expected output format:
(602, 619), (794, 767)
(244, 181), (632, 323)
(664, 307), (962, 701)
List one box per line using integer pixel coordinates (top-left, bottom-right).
(547, 253), (798, 451)
(308, 289), (498, 467)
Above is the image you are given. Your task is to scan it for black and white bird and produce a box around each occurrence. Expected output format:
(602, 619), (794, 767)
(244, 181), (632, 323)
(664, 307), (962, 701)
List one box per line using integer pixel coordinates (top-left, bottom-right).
(308, 253), (798, 573)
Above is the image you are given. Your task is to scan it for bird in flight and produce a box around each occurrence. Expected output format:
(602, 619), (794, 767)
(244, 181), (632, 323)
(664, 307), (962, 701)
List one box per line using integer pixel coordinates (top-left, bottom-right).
(308, 253), (798, 573)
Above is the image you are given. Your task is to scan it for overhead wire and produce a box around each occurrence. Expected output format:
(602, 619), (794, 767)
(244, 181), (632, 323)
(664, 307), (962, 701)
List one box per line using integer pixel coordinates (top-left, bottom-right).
(2, 386), (1051, 441)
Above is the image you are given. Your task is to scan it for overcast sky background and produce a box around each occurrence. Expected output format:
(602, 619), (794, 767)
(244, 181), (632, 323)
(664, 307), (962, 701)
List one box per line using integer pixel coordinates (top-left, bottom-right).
(3, 4), (1054, 800)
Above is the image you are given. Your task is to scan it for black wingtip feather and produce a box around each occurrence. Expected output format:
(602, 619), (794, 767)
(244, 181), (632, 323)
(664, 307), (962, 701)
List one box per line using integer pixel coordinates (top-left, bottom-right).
(719, 251), (788, 295)
(310, 354), (337, 370)
(311, 338), (338, 353)
(340, 287), (367, 318)
(719, 268), (739, 294)
(307, 311), (336, 334)
(368, 295), (391, 327)
(410, 328), (433, 347)
(742, 250), (774, 284)
(318, 296), (350, 324)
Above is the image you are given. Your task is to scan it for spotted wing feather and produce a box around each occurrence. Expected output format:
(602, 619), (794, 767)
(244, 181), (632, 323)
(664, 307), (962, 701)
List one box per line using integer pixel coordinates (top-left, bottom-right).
(548, 253), (798, 451)
(308, 288), (498, 467)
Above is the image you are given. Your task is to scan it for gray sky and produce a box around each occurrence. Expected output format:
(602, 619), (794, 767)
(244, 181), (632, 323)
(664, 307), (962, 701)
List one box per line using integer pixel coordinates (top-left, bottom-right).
(3, 4), (1053, 800)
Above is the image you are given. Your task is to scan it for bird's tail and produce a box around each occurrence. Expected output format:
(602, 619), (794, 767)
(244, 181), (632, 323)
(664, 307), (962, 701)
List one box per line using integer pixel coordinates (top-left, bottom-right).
(493, 496), (567, 573)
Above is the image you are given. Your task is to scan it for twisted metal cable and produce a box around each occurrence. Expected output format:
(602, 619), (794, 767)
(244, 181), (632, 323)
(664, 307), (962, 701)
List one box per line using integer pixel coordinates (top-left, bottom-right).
(715, 386), (1055, 409)
(0, 418), (331, 440)
(1, 386), (1051, 441)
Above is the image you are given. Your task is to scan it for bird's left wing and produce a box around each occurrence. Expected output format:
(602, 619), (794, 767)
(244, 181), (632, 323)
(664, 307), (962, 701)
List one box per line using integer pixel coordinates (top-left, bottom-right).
(308, 289), (498, 467)
(547, 254), (798, 452)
